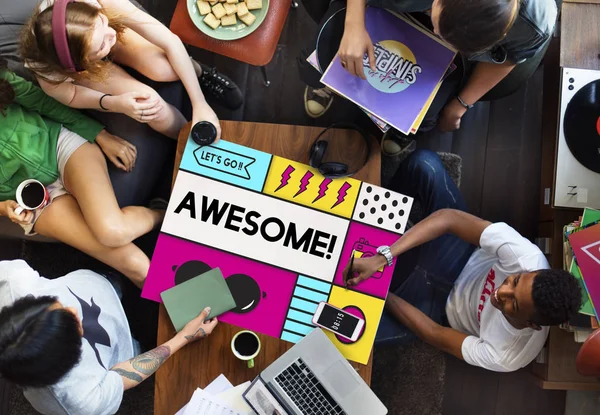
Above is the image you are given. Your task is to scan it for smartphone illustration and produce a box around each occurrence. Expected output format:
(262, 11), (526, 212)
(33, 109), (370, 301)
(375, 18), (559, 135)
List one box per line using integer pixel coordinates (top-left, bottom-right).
(312, 302), (365, 342)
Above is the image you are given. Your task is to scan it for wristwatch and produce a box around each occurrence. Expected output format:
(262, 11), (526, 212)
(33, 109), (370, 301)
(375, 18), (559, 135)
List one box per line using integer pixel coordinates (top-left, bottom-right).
(376, 246), (393, 267)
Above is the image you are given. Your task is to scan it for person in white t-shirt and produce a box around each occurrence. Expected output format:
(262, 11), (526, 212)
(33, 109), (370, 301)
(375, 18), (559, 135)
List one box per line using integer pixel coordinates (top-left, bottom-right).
(344, 149), (582, 372)
(0, 260), (217, 415)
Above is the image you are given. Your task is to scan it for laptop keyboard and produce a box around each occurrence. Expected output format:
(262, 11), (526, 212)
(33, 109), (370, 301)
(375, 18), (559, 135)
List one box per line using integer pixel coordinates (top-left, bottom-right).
(274, 358), (346, 415)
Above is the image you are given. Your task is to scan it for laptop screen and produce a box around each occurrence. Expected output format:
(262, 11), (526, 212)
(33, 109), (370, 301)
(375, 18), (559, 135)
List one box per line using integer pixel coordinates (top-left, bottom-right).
(243, 377), (290, 415)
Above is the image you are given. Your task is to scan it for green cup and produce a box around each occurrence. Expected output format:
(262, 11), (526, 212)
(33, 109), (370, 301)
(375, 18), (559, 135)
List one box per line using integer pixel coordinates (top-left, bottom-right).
(231, 330), (261, 369)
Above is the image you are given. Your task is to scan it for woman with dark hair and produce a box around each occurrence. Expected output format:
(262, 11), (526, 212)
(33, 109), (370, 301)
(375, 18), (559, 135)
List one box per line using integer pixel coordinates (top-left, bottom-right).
(0, 58), (161, 287)
(0, 260), (217, 414)
(299, 0), (557, 132)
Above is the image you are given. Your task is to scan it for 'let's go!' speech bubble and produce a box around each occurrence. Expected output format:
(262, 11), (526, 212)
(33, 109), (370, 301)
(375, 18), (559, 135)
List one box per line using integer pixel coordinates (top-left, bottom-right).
(193, 146), (255, 180)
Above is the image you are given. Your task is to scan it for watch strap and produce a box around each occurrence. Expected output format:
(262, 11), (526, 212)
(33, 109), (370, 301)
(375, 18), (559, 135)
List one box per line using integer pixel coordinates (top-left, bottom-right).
(456, 95), (474, 110)
(377, 246), (393, 267)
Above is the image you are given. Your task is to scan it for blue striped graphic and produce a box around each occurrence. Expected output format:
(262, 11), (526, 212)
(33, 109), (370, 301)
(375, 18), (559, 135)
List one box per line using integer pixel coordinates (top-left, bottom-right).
(296, 275), (331, 294)
(287, 309), (315, 326)
(290, 298), (319, 314)
(284, 320), (314, 336)
(293, 286), (328, 303)
(281, 331), (304, 343)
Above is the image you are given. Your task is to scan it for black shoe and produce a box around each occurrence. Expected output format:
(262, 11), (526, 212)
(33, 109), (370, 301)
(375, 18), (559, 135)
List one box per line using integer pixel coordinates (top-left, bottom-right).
(199, 63), (243, 110)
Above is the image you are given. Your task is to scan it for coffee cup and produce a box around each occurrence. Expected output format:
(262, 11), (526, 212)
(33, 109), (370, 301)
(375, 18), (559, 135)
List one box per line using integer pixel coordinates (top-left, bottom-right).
(191, 121), (217, 146)
(231, 330), (261, 369)
(14, 179), (49, 215)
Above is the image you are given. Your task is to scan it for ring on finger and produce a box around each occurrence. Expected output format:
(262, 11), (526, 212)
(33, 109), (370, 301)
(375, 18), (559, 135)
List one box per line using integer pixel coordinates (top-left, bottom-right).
(140, 109), (144, 121)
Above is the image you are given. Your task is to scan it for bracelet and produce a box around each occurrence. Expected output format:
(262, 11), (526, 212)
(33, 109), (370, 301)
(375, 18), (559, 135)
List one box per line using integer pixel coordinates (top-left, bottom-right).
(456, 95), (474, 110)
(99, 94), (112, 111)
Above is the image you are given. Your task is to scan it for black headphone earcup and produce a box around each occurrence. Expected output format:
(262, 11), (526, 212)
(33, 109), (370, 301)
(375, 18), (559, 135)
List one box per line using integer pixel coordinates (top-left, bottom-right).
(319, 162), (349, 178)
(309, 141), (328, 168)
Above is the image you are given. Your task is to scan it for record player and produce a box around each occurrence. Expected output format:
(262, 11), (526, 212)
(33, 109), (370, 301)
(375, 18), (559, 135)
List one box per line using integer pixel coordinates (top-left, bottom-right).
(555, 67), (600, 208)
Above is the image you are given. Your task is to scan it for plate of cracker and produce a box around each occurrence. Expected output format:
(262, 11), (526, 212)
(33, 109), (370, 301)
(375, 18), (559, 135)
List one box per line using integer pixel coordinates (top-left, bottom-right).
(187, 0), (269, 41)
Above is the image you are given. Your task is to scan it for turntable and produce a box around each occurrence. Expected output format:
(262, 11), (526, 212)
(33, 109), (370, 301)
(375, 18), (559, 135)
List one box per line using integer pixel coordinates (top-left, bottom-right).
(555, 67), (600, 208)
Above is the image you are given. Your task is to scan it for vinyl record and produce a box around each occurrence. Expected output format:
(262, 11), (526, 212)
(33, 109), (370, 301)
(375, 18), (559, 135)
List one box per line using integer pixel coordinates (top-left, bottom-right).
(564, 80), (600, 173)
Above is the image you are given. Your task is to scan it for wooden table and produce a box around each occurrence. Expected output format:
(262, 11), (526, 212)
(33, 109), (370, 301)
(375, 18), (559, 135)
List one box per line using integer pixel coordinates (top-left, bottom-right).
(154, 121), (381, 415)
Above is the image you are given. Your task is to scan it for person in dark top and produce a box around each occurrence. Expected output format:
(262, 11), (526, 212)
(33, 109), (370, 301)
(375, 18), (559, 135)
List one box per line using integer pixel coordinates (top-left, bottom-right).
(300, 0), (557, 132)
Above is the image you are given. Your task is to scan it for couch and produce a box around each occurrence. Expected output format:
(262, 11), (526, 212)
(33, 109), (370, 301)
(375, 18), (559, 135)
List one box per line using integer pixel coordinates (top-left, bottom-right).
(0, 0), (189, 241)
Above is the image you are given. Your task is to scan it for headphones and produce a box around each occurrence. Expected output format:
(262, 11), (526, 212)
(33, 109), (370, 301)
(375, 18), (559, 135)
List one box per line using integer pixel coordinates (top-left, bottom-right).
(309, 123), (371, 179)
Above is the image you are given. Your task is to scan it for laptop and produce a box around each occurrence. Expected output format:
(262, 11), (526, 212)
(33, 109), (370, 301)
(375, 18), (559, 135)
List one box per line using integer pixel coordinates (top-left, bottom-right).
(243, 328), (387, 415)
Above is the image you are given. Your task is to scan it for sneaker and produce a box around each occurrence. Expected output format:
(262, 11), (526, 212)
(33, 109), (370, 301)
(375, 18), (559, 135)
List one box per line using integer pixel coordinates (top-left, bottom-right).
(304, 86), (334, 118)
(199, 63), (243, 110)
(381, 129), (416, 156)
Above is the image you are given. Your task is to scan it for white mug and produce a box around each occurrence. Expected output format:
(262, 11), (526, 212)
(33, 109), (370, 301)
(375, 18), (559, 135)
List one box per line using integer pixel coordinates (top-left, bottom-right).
(231, 330), (261, 369)
(14, 179), (49, 215)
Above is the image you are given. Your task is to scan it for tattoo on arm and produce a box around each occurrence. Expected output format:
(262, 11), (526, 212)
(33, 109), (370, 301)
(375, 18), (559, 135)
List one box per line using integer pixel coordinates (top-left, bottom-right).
(184, 327), (206, 342)
(111, 368), (143, 383)
(129, 345), (171, 375)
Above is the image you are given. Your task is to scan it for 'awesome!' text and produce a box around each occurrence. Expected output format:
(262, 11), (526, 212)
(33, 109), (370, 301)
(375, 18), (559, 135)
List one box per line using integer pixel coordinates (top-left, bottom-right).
(174, 192), (338, 259)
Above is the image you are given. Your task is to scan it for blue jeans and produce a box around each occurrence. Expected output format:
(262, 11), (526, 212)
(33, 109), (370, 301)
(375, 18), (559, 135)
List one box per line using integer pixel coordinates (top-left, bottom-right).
(375, 150), (476, 346)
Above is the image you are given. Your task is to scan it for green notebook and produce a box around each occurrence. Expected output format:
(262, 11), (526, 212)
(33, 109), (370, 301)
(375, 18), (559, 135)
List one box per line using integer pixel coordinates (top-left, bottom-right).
(160, 268), (236, 332)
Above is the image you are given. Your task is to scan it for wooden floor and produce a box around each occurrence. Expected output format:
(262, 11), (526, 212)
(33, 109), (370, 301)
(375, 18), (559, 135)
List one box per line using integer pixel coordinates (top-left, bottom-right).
(0, 1), (567, 414)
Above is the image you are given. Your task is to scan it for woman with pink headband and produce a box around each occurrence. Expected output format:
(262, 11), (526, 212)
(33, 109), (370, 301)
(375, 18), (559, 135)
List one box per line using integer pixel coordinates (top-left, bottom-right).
(20, 0), (242, 142)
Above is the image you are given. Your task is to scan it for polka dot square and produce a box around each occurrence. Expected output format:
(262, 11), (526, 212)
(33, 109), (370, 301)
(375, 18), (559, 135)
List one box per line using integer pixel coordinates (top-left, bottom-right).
(352, 184), (413, 233)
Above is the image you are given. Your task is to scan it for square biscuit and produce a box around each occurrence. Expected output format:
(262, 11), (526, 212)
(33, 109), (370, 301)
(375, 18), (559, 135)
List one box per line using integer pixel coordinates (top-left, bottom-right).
(203, 13), (220, 29)
(239, 11), (256, 26)
(197, 0), (211, 15)
(221, 13), (237, 26)
(246, 0), (262, 10)
(211, 3), (226, 19)
(223, 2), (237, 15)
(236, 2), (249, 16)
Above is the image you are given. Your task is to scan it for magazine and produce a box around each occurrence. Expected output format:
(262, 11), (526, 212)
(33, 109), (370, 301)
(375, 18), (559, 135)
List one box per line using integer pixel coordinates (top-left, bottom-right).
(320, 8), (456, 134)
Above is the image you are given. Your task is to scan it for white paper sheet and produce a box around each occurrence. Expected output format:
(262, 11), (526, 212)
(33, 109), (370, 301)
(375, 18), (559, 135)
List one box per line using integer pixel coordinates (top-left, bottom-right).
(205, 374), (235, 396)
(183, 388), (242, 415)
(216, 381), (255, 415)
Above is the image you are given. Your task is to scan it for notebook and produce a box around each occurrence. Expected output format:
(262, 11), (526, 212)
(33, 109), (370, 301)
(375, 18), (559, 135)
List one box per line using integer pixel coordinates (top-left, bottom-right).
(161, 268), (237, 332)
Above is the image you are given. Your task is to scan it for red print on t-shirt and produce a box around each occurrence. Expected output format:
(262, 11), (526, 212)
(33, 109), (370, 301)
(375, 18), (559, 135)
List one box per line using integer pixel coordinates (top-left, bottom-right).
(478, 269), (496, 323)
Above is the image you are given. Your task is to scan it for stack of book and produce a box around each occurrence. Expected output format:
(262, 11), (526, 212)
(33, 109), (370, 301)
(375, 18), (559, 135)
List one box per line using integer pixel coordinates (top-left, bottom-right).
(562, 208), (600, 342)
(308, 8), (457, 134)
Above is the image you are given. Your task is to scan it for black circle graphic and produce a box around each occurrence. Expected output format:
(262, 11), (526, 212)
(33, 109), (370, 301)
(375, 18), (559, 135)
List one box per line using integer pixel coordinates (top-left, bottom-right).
(225, 274), (265, 314)
(389, 213), (394, 220)
(174, 260), (212, 285)
(370, 207), (376, 214)
(402, 197), (408, 204)
(366, 186), (372, 193)
(385, 191), (391, 198)
(362, 199), (369, 206)
(377, 218), (383, 224)
(399, 209), (405, 216)
(395, 223), (401, 230)
(392, 200), (398, 207)
(381, 204), (387, 211)
(359, 212), (365, 219)
(374, 195), (380, 202)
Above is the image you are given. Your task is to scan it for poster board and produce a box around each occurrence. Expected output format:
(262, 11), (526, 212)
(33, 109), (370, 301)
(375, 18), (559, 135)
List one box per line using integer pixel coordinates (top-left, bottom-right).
(142, 137), (413, 364)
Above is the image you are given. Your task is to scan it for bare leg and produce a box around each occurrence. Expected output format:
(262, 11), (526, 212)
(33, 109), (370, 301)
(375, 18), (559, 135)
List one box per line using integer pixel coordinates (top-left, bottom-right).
(76, 62), (186, 139)
(63, 142), (163, 248)
(34, 195), (149, 288)
(111, 28), (202, 82)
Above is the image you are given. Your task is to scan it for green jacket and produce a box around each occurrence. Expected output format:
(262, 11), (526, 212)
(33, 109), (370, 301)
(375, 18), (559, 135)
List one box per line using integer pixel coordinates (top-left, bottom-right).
(0, 70), (104, 201)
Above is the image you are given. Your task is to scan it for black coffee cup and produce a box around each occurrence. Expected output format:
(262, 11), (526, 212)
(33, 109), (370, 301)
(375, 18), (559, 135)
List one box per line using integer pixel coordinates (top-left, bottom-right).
(231, 330), (261, 368)
(191, 121), (217, 146)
